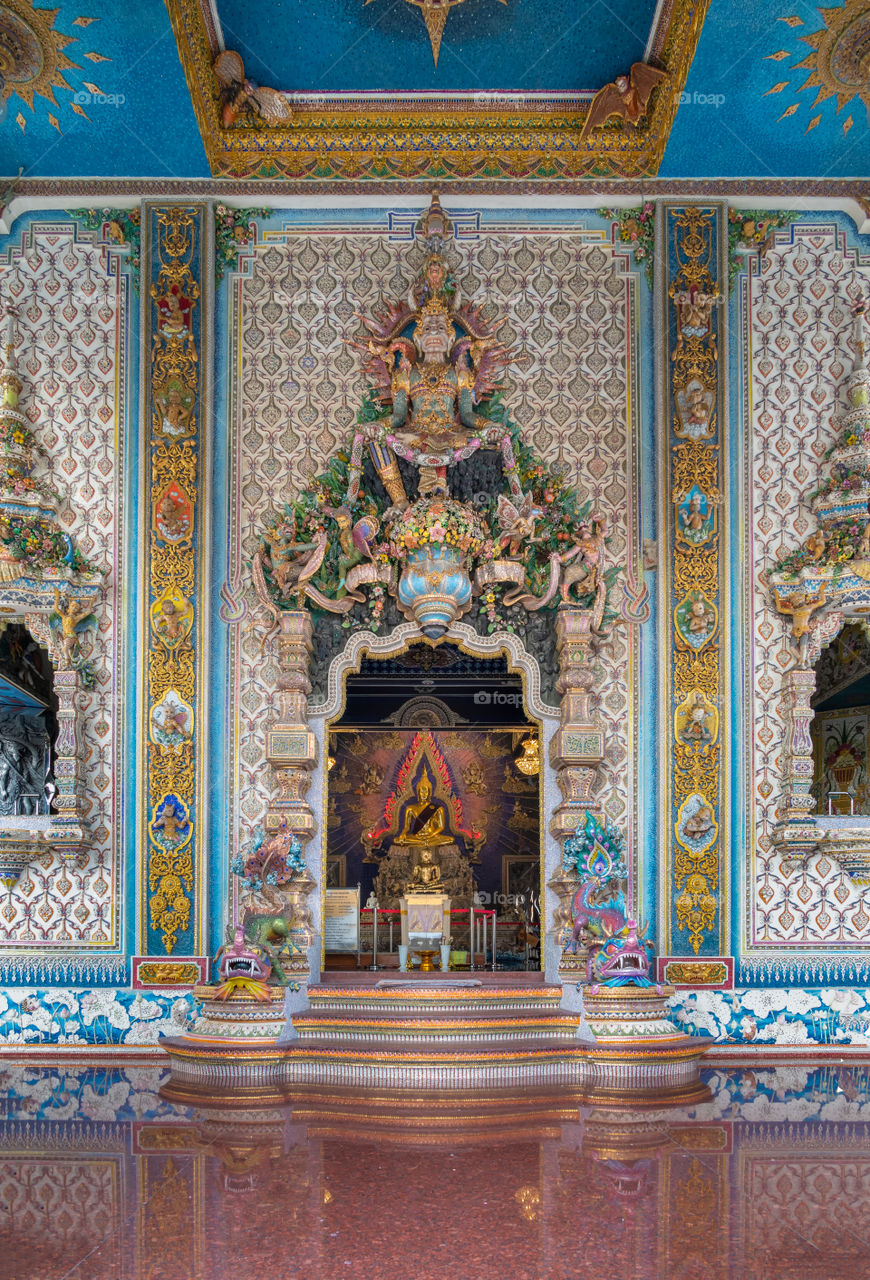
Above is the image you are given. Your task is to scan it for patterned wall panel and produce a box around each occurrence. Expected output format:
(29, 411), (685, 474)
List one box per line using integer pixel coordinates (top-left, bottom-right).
(0, 222), (127, 971)
(741, 1152), (870, 1271)
(141, 204), (209, 957)
(745, 221), (870, 972)
(225, 216), (642, 899)
(0, 1157), (121, 1275)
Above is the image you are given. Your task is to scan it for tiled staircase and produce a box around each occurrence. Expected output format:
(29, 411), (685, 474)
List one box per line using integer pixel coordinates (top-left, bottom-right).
(284, 976), (585, 1086)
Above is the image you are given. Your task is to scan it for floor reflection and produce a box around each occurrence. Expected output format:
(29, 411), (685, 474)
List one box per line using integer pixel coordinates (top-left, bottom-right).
(1, 1063), (870, 1278)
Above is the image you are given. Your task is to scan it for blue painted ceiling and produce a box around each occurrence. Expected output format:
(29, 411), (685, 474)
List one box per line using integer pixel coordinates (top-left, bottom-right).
(660, 0), (869, 179)
(0, 0), (865, 178)
(217, 0), (656, 94)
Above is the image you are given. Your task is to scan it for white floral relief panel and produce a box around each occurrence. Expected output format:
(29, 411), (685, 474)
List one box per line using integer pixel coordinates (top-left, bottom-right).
(748, 221), (870, 952)
(228, 221), (639, 856)
(0, 222), (125, 949)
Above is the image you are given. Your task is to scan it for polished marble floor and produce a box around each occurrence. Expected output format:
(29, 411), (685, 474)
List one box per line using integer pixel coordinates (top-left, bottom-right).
(1, 1060), (869, 1279)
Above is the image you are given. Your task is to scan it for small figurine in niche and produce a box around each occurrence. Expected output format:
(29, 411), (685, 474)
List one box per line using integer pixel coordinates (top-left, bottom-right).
(683, 800), (715, 842)
(155, 384), (193, 437)
(678, 490), (713, 543)
(672, 284), (720, 342)
(686, 383), (710, 435)
(679, 691), (713, 747)
(688, 596), (714, 636)
(155, 597), (189, 647)
(409, 847), (443, 893)
(155, 486), (192, 543)
(155, 285), (192, 335)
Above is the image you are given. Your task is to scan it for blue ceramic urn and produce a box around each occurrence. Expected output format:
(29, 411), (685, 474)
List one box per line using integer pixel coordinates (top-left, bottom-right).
(397, 543), (473, 639)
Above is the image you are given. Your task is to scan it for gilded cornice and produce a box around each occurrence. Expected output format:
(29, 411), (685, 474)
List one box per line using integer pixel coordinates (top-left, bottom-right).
(166, 0), (711, 182)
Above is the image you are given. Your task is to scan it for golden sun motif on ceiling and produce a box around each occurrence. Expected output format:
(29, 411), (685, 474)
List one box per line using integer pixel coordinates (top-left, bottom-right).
(0, 0), (109, 132)
(764, 0), (870, 137)
(364, 0), (507, 67)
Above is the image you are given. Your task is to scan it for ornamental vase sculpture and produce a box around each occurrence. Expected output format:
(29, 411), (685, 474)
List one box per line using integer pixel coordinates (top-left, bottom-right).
(397, 543), (473, 639)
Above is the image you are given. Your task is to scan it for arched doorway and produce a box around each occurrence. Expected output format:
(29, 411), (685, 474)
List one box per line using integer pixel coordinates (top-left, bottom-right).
(324, 641), (543, 971)
(0, 623), (57, 817)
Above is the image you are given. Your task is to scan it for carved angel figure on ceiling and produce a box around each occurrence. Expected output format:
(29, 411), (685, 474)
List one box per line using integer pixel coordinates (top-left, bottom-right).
(580, 62), (669, 143)
(212, 50), (292, 128)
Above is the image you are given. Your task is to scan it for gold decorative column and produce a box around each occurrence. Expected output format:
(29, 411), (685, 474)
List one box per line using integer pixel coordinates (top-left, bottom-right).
(139, 203), (209, 968)
(659, 202), (729, 970)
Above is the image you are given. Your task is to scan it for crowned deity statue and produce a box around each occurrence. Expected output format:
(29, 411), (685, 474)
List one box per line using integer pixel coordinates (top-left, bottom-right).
(352, 195), (514, 508)
(390, 292), (477, 453)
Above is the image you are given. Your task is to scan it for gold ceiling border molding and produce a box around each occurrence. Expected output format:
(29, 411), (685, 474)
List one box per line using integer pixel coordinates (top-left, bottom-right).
(166, 0), (710, 182)
(4, 180), (869, 203)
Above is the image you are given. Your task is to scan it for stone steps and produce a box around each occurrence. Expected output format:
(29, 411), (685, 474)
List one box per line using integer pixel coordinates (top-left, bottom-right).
(161, 977), (711, 1092)
(285, 982), (584, 1082)
(293, 1012), (580, 1043)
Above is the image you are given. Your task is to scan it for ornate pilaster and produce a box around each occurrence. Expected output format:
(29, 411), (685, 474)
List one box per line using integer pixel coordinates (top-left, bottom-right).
(771, 668), (819, 867)
(549, 610), (606, 838)
(265, 611), (317, 838)
(51, 670), (84, 824)
(260, 610), (317, 951)
(659, 202), (728, 960)
(140, 203), (209, 960)
(548, 609), (607, 977)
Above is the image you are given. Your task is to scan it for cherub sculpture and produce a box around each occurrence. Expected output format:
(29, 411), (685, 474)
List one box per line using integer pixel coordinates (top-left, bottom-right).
(259, 523), (325, 602)
(556, 515), (607, 605)
(322, 506), (380, 598)
(212, 50), (292, 127)
(774, 584), (827, 659)
(52, 588), (98, 668)
(496, 492), (544, 558)
(580, 62), (669, 142)
(805, 529), (828, 563)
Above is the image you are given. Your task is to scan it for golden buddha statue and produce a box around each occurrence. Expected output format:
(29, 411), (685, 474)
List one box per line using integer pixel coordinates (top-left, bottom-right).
(396, 774), (448, 847)
(409, 846), (443, 894)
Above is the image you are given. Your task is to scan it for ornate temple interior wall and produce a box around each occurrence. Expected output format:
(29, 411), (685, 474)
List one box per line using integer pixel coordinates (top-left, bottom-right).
(0, 197), (869, 1045)
(0, 215), (132, 984)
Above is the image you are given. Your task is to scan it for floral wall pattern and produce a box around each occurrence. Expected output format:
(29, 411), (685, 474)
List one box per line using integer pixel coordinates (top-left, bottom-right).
(745, 219), (870, 972)
(0, 221), (128, 973)
(226, 216), (642, 902)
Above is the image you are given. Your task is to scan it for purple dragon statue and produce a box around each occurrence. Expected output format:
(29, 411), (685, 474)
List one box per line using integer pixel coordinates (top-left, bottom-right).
(563, 813), (660, 990)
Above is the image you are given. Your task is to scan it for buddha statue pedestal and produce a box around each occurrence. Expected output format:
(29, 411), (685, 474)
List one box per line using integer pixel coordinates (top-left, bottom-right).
(400, 893), (451, 971)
